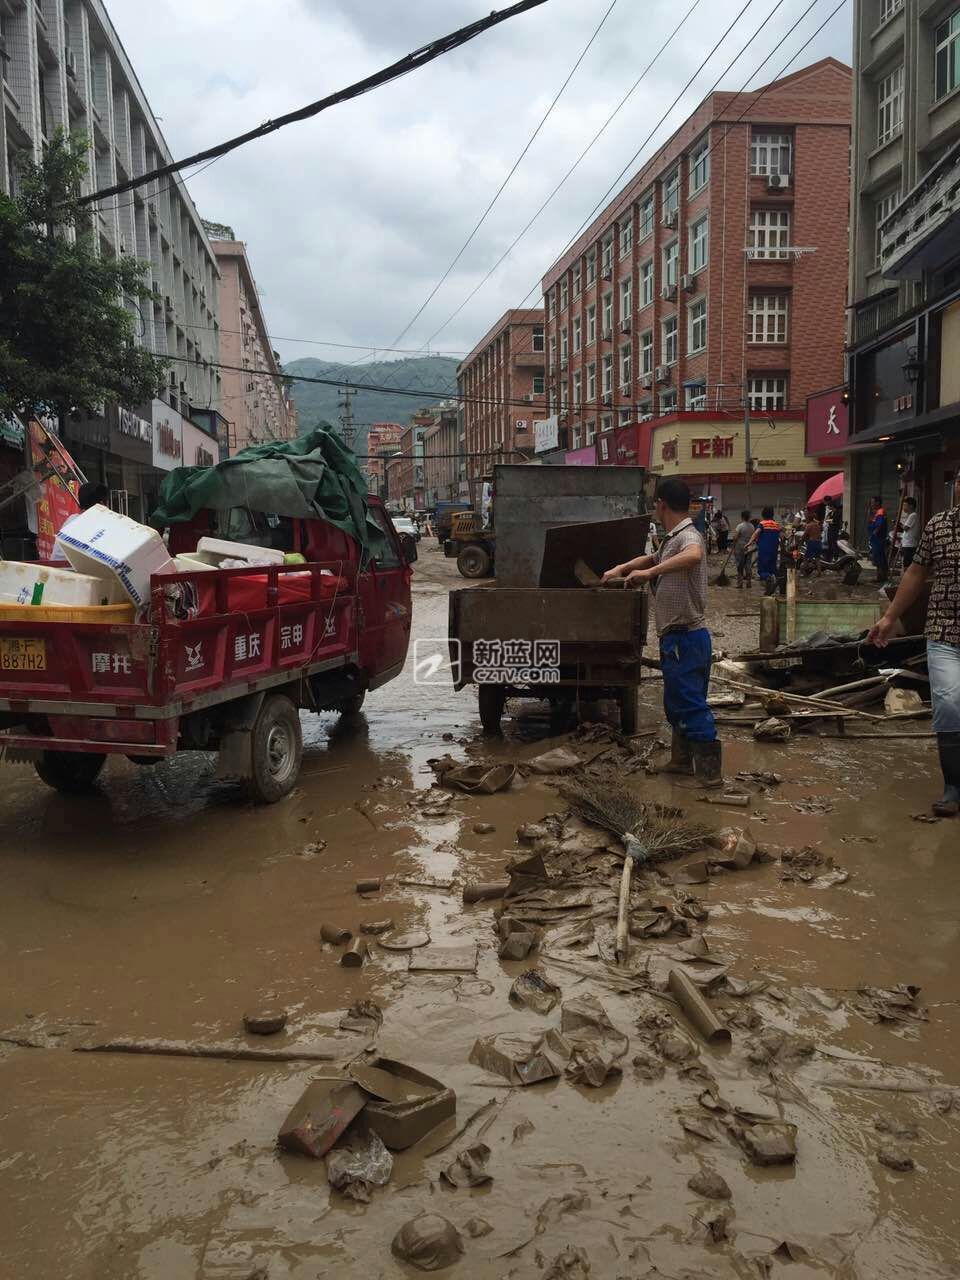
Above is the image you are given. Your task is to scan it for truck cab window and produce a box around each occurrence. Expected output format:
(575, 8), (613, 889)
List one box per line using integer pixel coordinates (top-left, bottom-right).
(368, 506), (402, 568)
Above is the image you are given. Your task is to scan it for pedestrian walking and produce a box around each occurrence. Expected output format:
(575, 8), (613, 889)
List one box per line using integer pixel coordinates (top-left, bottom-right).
(898, 496), (920, 568)
(733, 509), (754, 588)
(713, 510), (730, 553)
(868, 477), (960, 817)
(746, 507), (781, 585)
(868, 496), (889, 582)
(602, 477), (722, 786)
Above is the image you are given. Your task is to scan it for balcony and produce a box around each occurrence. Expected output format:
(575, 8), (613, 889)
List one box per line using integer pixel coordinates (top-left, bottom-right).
(879, 138), (960, 280)
(513, 349), (545, 369)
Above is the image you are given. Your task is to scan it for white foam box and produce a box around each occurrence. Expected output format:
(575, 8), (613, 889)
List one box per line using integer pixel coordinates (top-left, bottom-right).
(57, 504), (177, 609)
(174, 554), (216, 572)
(196, 536), (284, 566)
(0, 560), (122, 608)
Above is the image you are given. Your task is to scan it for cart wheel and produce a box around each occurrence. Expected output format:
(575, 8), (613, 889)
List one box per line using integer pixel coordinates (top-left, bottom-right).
(35, 750), (106, 794)
(244, 694), (303, 804)
(478, 684), (506, 734)
(338, 691), (366, 717)
(617, 688), (640, 735)
(458, 545), (492, 578)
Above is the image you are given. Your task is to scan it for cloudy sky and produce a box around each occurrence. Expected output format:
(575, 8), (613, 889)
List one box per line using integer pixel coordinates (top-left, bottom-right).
(107, 0), (851, 366)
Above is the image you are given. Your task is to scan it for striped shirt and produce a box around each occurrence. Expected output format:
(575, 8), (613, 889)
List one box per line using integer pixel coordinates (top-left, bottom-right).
(652, 517), (707, 636)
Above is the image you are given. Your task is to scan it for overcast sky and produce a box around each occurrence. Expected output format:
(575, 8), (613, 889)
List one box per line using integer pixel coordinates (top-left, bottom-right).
(107, 0), (851, 366)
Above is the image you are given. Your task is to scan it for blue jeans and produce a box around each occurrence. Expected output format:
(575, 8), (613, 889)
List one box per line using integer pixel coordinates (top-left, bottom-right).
(927, 641), (960, 733)
(660, 628), (717, 743)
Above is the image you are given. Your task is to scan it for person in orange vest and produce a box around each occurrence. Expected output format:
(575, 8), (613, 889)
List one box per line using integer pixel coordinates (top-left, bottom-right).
(745, 507), (781, 585)
(868, 496), (889, 582)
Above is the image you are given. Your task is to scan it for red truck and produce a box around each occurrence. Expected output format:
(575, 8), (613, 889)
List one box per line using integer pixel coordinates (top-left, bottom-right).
(0, 497), (415, 803)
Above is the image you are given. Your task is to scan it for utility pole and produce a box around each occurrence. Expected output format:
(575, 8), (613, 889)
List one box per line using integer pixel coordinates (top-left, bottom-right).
(742, 380), (753, 510)
(337, 384), (355, 450)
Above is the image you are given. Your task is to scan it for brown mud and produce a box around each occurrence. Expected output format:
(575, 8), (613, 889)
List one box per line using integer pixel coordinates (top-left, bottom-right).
(0, 547), (958, 1278)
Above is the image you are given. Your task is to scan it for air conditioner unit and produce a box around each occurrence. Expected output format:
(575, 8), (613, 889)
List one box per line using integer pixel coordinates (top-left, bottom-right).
(767, 173), (790, 191)
(640, 374), (653, 390)
(662, 209), (678, 228)
(655, 365), (671, 384)
(681, 273), (696, 293)
(601, 267), (612, 281)
(65, 49), (78, 80)
(620, 384), (631, 397)
(601, 327), (613, 342)
(660, 285), (677, 302)
(523, 393), (534, 403)
(620, 318), (631, 333)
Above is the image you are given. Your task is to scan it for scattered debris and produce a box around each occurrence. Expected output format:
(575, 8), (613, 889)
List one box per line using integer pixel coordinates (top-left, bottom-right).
(431, 755), (517, 794)
(753, 717), (792, 742)
(542, 1246), (591, 1279)
(878, 1142), (915, 1172)
(391, 1214), (464, 1271)
(527, 746), (582, 774)
(701, 1207), (733, 1244)
(243, 1009), (287, 1036)
(339, 1001), (383, 1035)
(464, 1217), (494, 1238)
(378, 931), (431, 951)
(875, 1116), (920, 1140)
(687, 1168), (732, 1200)
(277, 1080), (366, 1159)
(512, 1119), (536, 1143)
(731, 1120), (797, 1166)
(320, 923), (351, 945)
(510, 969), (562, 1015)
(470, 1029), (573, 1086)
(360, 919), (394, 935)
(326, 1130), (393, 1201)
(498, 926), (542, 960)
(340, 938), (368, 967)
(463, 881), (510, 904)
(348, 1058), (457, 1150)
(410, 945), (479, 973)
(440, 1142), (493, 1188)
(854, 985), (928, 1025)
(668, 969), (732, 1045)
(473, 822), (495, 835)
(702, 792), (751, 807)
(300, 839), (327, 857)
(355, 878), (381, 894)
(736, 770), (783, 786)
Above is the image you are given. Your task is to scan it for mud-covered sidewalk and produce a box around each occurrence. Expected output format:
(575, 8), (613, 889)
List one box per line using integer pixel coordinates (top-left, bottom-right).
(1, 546), (958, 1279)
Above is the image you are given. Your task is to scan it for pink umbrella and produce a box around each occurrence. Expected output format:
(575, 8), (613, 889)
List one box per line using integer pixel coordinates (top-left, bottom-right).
(807, 472), (843, 505)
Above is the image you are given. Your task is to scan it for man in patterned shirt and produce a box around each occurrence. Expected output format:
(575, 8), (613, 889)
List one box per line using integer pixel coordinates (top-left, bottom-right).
(868, 477), (960, 817)
(602, 477), (721, 786)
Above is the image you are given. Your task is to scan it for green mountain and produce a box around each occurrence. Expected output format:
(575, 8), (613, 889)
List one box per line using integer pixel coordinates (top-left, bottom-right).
(283, 356), (460, 454)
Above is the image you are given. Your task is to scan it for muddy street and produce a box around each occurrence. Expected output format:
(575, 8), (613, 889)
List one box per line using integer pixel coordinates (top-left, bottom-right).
(2, 544), (959, 1280)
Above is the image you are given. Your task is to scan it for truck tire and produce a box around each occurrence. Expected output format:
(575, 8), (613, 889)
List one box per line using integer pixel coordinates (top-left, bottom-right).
(244, 694), (303, 804)
(617, 687), (640, 735)
(458, 545), (492, 578)
(35, 750), (106, 793)
(478, 684), (506, 734)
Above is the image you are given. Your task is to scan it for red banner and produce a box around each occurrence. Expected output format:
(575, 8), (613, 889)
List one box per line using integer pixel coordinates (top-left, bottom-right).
(29, 419), (81, 559)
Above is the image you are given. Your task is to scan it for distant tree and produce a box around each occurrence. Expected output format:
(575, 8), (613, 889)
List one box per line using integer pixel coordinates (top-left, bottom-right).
(0, 131), (168, 418)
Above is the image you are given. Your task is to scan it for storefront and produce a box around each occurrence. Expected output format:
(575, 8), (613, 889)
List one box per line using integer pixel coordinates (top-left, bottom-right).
(564, 443), (597, 466)
(152, 399), (220, 492)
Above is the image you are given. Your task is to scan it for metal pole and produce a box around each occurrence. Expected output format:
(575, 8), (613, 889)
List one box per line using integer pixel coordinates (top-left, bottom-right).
(743, 381), (753, 510)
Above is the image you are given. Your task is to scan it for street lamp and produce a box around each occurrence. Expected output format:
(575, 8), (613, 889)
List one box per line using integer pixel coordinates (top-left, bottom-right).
(902, 348), (922, 385)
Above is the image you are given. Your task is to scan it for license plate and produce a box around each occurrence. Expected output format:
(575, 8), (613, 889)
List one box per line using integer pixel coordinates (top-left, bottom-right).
(0, 637), (46, 671)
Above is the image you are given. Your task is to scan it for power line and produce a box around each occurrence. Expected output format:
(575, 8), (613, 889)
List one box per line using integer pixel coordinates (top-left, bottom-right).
(75, 0), (554, 209)
(174, 320), (468, 358)
(389, 0), (622, 350)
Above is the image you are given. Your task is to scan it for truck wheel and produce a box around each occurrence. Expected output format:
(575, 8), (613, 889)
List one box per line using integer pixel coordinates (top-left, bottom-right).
(458, 545), (492, 578)
(245, 694), (303, 804)
(35, 750), (106, 793)
(478, 684), (506, 734)
(617, 687), (640, 735)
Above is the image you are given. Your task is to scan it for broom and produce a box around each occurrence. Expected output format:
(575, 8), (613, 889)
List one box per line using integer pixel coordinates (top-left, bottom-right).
(562, 778), (711, 964)
(711, 548), (735, 587)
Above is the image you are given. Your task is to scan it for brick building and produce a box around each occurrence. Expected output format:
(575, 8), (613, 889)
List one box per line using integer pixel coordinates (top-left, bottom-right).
(457, 309), (545, 482)
(539, 57), (851, 501)
(422, 405), (461, 506)
(364, 422), (403, 496)
(397, 413), (433, 510)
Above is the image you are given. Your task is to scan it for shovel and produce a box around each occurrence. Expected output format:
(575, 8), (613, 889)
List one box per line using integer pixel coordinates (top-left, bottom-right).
(711, 549), (734, 587)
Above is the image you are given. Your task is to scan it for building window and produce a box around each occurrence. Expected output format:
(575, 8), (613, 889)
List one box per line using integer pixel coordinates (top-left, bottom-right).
(639, 195), (654, 238)
(586, 304), (597, 344)
(547, 291), (556, 321)
(572, 261), (582, 296)
(639, 329), (653, 376)
(601, 233), (613, 275)
(549, 335), (557, 370)
(688, 299), (707, 353)
(619, 217), (633, 258)
(685, 383), (706, 410)
(586, 362), (596, 402)
(572, 369), (582, 411)
(936, 10), (960, 100)
(586, 253), (596, 286)
(585, 419), (597, 444)
(663, 169), (680, 217)
(689, 136), (709, 192)
(619, 275), (632, 318)
(572, 424), (582, 449)
(877, 65), (904, 146)
(750, 130), (792, 177)
(619, 343), (631, 388)
(660, 390), (677, 414)
(689, 216), (708, 272)
(601, 353), (613, 396)
(880, 0), (903, 21)
(749, 293), (789, 343)
(663, 241), (679, 288)
(662, 315), (678, 365)
(875, 190), (900, 266)
(749, 208), (790, 259)
(618, 408), (632, 428)
(560, 381), (568, 410)
(572, 315), (582, 352)
(639, 259), (654, 307)
(602, 292), (613, 335)
(748, 376), (787, 410)
(559, 278), (568, 311)
(533, 374), (545, 395)
(559, 326), (568, 360)
(532, 325), (545, 352)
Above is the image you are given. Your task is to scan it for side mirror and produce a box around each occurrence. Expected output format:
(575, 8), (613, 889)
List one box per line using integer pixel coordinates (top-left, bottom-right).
(400, 531), (418, 564)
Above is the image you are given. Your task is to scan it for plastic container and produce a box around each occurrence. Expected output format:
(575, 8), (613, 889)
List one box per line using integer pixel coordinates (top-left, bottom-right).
(57, 504), (176, 608)
(0, 560), (123, 608)
(0, 602), (135, 624)
(195, 536), (284, 566)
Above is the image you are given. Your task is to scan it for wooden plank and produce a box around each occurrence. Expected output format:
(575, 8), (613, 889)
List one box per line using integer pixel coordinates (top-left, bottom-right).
(453, 587), (642, 645)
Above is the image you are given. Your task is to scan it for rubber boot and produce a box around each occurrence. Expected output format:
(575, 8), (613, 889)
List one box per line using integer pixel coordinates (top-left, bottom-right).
(692, 739), (724, 789)
(932, 732), (960, 818)
(658, 731), (694, 776)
